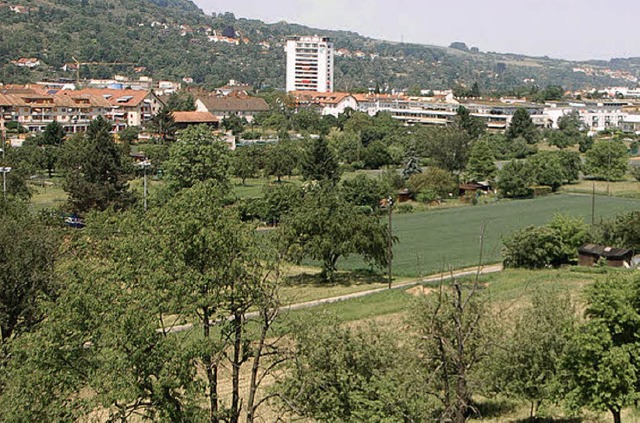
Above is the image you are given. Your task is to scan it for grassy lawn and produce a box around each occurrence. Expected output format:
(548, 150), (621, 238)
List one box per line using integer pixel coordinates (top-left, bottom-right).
(560, 178), (640, 198)
(231, 176), (302, 199)
(334, 193), (640, 278)
(28, 179), (67, 209)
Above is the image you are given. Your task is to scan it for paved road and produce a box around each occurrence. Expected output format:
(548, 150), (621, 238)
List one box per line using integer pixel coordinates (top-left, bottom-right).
(164, 263), (503, 334)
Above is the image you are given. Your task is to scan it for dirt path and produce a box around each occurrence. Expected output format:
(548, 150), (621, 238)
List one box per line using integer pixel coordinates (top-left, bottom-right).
(164, 263), (503, 334)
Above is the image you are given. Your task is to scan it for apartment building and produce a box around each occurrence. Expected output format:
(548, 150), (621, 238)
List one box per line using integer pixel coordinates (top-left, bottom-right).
(285, 36), (334, 93)
(0, 86), (162, 134)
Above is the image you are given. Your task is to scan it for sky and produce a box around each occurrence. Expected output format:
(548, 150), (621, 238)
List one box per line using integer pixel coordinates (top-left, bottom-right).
(193, 0), (640, 61)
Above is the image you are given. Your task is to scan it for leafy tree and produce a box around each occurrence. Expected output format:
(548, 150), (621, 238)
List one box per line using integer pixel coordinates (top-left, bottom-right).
(584, 140), (629, 181)
(163, 124), (230, 192)
(417, 126), (472, 173)
(547, 213), (590, 263)
(59, 116), (133, 212)
(547, 130), (574, 149)
(579, 135), (594, 153)
(630, 165), (640, 181)
(560, 276), (640, 423)
(282, 186), (390, 281)
(557, 111), (582, 136)
(0, 201), (58, 341)
(341, 173), (388, 211)
(300, 137), (341, 184)
(361, 140), (392, 169)
(466, 139), (496, 181)
(231, 145), (259, 185)
(407, 167), (457, 198)
(118, 126), (140, 145)
(557, 150), (582, 183)
(221, 114), (246, 136)
(327, 129), (361, 164)
(596, 210), (640, 251)
(496, 159), (534, 198)
(502, 225), (563, 268)
(528, 152), (566, 191)
(484, 288), (576, 419)
(276, 317), (430, 422)
(506, 108), (539, 144)
(264, 139), (299, 182)
(258, 183), (302, 226)
(165, 91), (196, 111)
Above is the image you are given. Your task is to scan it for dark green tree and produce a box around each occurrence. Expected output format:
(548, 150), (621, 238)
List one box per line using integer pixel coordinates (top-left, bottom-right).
(165, 91), (196, 111)
(584, 140), (629, 181)
(502, 225), (563, 268)
(150, 107), (177, 143)
(506, 108), (539, 144)
(496, 159), (534, 198)
(60, 116), (133, 212)
(528, 152), (566, 191)
(418, 127), (472, 173)
(163, 125), (230, 192)
(221, 114), (246, 136)
(466, 139), (496, 181)
(300, 137), (341, 184)
(560, 275), (640, 423)
(231, 145), (259, 185)
(341, 173), (389, 211)
(454, 106), (485, 140)
(282, 186), (390, 281)
(264, 139), (299, 182)
(0, 201), (58, 341)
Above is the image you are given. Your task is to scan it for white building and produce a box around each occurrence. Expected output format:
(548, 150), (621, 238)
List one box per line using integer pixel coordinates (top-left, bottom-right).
(285, 36), (334, 93)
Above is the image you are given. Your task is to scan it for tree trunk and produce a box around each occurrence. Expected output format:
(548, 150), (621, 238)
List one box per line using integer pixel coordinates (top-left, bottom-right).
(246, 312), (268, 423)
(611, 408), (622, 423)
(203, 307), (219, 423)
(230, 311), (243, 423)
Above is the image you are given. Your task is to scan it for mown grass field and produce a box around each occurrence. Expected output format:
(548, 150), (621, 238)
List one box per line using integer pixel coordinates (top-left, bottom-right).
(335, 193), (640, 277)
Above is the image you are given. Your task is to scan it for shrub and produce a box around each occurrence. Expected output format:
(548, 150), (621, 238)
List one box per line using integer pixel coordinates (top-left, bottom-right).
(396, 204), (414, 214)
(503, 226), (563, 269)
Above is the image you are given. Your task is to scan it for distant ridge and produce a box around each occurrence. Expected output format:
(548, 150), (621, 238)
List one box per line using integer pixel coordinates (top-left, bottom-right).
(1, 0), (639, 91)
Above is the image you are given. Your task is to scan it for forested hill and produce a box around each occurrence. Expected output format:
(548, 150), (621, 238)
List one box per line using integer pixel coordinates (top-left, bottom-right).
(1, 0), (639, 92)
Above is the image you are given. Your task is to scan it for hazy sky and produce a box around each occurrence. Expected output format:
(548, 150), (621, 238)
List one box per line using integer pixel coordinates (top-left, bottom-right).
(193, 0), (640, 61)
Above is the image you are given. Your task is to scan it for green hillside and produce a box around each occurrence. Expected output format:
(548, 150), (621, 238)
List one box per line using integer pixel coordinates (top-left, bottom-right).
(1, 0), (639, 91)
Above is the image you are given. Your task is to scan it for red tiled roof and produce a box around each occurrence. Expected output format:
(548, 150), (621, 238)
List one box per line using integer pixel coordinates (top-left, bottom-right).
(73, 88), (152, 107)
(289, 91), (353, 105)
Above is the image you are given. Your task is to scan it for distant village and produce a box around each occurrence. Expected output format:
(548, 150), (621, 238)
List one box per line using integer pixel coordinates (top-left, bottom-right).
(5, 31), (640, 146)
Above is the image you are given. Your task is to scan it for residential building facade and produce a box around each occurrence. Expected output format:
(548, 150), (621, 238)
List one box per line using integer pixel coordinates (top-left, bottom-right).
(285, 36), (334, 93)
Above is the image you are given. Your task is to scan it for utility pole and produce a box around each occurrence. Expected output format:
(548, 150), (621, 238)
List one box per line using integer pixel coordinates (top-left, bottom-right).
(591, 182), (596, 226)
(387, 195), (394, 289)
(138, 160), (151, 211)
(0, 167), (11, 199)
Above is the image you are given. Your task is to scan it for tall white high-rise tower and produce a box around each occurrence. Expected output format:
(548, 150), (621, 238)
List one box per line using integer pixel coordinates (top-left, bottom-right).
(285, 35), (334, 93)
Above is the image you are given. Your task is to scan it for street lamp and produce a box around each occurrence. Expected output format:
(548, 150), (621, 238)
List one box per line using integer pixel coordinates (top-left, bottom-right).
(0, 167), (11, 199)
(136, 160), (151, 211)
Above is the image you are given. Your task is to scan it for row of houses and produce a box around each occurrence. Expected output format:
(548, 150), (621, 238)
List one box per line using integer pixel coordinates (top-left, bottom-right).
(289, 91), (640, 133)
(0, 85), (271, 138)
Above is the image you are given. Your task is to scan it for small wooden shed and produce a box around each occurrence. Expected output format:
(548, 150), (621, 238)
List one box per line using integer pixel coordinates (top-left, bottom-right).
(578, 244), (633, 268)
